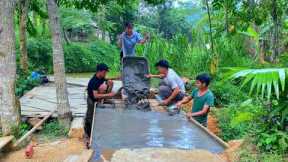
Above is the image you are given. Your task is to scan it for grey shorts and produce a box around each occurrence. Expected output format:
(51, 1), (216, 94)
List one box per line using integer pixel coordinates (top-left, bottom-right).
(158, 85), (185, 103)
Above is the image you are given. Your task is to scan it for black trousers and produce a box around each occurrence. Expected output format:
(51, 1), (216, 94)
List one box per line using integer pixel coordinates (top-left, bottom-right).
(84, 97), (95, 137)
(120, 51), (123, 64)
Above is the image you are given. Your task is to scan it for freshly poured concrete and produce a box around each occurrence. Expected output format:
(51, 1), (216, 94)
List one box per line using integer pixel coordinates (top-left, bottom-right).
(90, 108), (225, 161)
(122, 57), (150, 109)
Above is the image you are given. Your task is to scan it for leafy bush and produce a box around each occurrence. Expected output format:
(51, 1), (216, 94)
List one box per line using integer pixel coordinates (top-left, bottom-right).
(64, 40), (119, 73)
(11, 123), (31, 139)
(27, 38), (53, 73)
(16, 70), (41, 97)
(41, 120), (69, 137)
(238, 146), (285, 162)
(252, 100), (288, 154)
(211, 79), (248, 106)
(26, 38), (119, 74)
(214, 99), (263, 141)
(215, 35), (256, 68)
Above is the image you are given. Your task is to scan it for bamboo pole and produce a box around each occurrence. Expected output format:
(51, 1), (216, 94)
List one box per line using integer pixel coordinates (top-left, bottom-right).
(13, 110), (56, 148)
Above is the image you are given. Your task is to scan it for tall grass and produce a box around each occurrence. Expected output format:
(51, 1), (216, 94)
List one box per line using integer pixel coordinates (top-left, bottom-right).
(136, 33), (255, 78)
(136, 34), (210, 77)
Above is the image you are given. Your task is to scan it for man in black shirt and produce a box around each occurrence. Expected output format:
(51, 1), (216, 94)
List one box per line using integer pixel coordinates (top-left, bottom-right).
(85, 63), (116, 141)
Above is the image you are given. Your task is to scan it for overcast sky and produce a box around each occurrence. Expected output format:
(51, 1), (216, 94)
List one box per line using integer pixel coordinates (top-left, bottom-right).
(174, 0), (201, 7)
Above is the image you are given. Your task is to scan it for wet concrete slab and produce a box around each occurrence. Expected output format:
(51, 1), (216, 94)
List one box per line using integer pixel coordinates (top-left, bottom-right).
(90, 108), (226, 161)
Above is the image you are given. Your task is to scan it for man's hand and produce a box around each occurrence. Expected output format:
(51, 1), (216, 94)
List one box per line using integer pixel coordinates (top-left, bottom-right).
(160, 99), (170, 106)
(107, 92), (116, 97)
(186, 112), (193, 120)
(176, 101), (182, 109)
(107, 80), (113, 87)
(145, 74), (152, 78)
(144, 33), (150, 41)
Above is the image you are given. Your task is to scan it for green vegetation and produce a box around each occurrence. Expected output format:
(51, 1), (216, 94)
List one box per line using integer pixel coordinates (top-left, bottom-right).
(40, 119), (69, 138)
(1, 0), (287, 161)
(11, 123), (31, 139)
(15, 70), (41, 97)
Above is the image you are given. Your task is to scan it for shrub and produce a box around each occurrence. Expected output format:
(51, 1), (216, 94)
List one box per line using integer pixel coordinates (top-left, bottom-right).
(25, 38), (120, 74)
(16, 70), (41, 97)
(253, 100), (288, 154)
(214, 99), (263, 141)
(210, 80), (248, 106)
(64, 41), (120, 73)
(27, 38), (53, 73)
(41, 119), (69, 137)
(11, 123), (31, 139)
(238, 146), (285, 162)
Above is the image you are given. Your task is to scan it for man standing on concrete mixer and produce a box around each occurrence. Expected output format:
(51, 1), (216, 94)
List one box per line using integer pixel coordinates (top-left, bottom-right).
(117, 22), (149, 61)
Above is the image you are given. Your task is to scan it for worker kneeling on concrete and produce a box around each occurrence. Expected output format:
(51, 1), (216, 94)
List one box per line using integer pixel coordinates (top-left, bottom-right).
(146, 60), (185, 113)
(85, 63), (116, 141)
(176, 73), (214, 127)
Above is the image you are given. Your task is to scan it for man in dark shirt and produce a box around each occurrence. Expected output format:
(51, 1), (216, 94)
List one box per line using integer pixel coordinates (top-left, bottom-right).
(85, 63), (116, 141)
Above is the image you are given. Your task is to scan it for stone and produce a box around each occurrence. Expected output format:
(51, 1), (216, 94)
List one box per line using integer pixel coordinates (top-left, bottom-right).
(111, 148), (224, 162)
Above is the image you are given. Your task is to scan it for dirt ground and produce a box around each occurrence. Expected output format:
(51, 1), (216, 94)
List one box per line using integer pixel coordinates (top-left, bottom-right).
(219, 140), (244, 162)
(0, 138), (87, 162)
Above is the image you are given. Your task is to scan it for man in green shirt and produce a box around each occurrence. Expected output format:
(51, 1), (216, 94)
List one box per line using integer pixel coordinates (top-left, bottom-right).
(176, 73), (214, 127)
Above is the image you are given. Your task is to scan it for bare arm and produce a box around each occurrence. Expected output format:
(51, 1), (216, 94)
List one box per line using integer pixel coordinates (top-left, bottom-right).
(191, 104), (210, 116)
(138, 33), (149, 44)
(93, 90), (114, 99)
(177, 96), (193, 105)
(145, 74), (165, 79)
(139, 38), (147, 44)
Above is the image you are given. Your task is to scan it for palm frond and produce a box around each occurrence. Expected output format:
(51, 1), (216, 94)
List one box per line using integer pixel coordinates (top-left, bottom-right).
(230, 68), (288, 100)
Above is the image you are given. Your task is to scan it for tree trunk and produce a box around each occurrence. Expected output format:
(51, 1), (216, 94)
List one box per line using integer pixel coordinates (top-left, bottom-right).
(47, 0), (71, 129)
(259, 39), (265, 64)
(19, 0), (30, 73)
(0, 0), (21, 135)
(271, 0), (279, 63)
(205, 0), (218, 75)
(205, 0), (214, 53)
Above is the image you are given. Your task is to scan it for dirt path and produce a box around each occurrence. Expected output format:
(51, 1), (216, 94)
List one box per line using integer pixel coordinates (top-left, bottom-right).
(0, 138), (87, 162)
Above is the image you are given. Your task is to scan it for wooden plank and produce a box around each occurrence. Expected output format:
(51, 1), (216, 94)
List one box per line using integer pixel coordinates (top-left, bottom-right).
(89, 102), (98, 147)
(188, 117), (229, 148)
(0, 136), (14, 150)
(68, 117), (85, 139)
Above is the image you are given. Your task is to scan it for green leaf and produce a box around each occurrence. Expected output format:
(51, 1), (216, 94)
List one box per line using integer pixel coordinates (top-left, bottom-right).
(230, 68), (288, 100)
